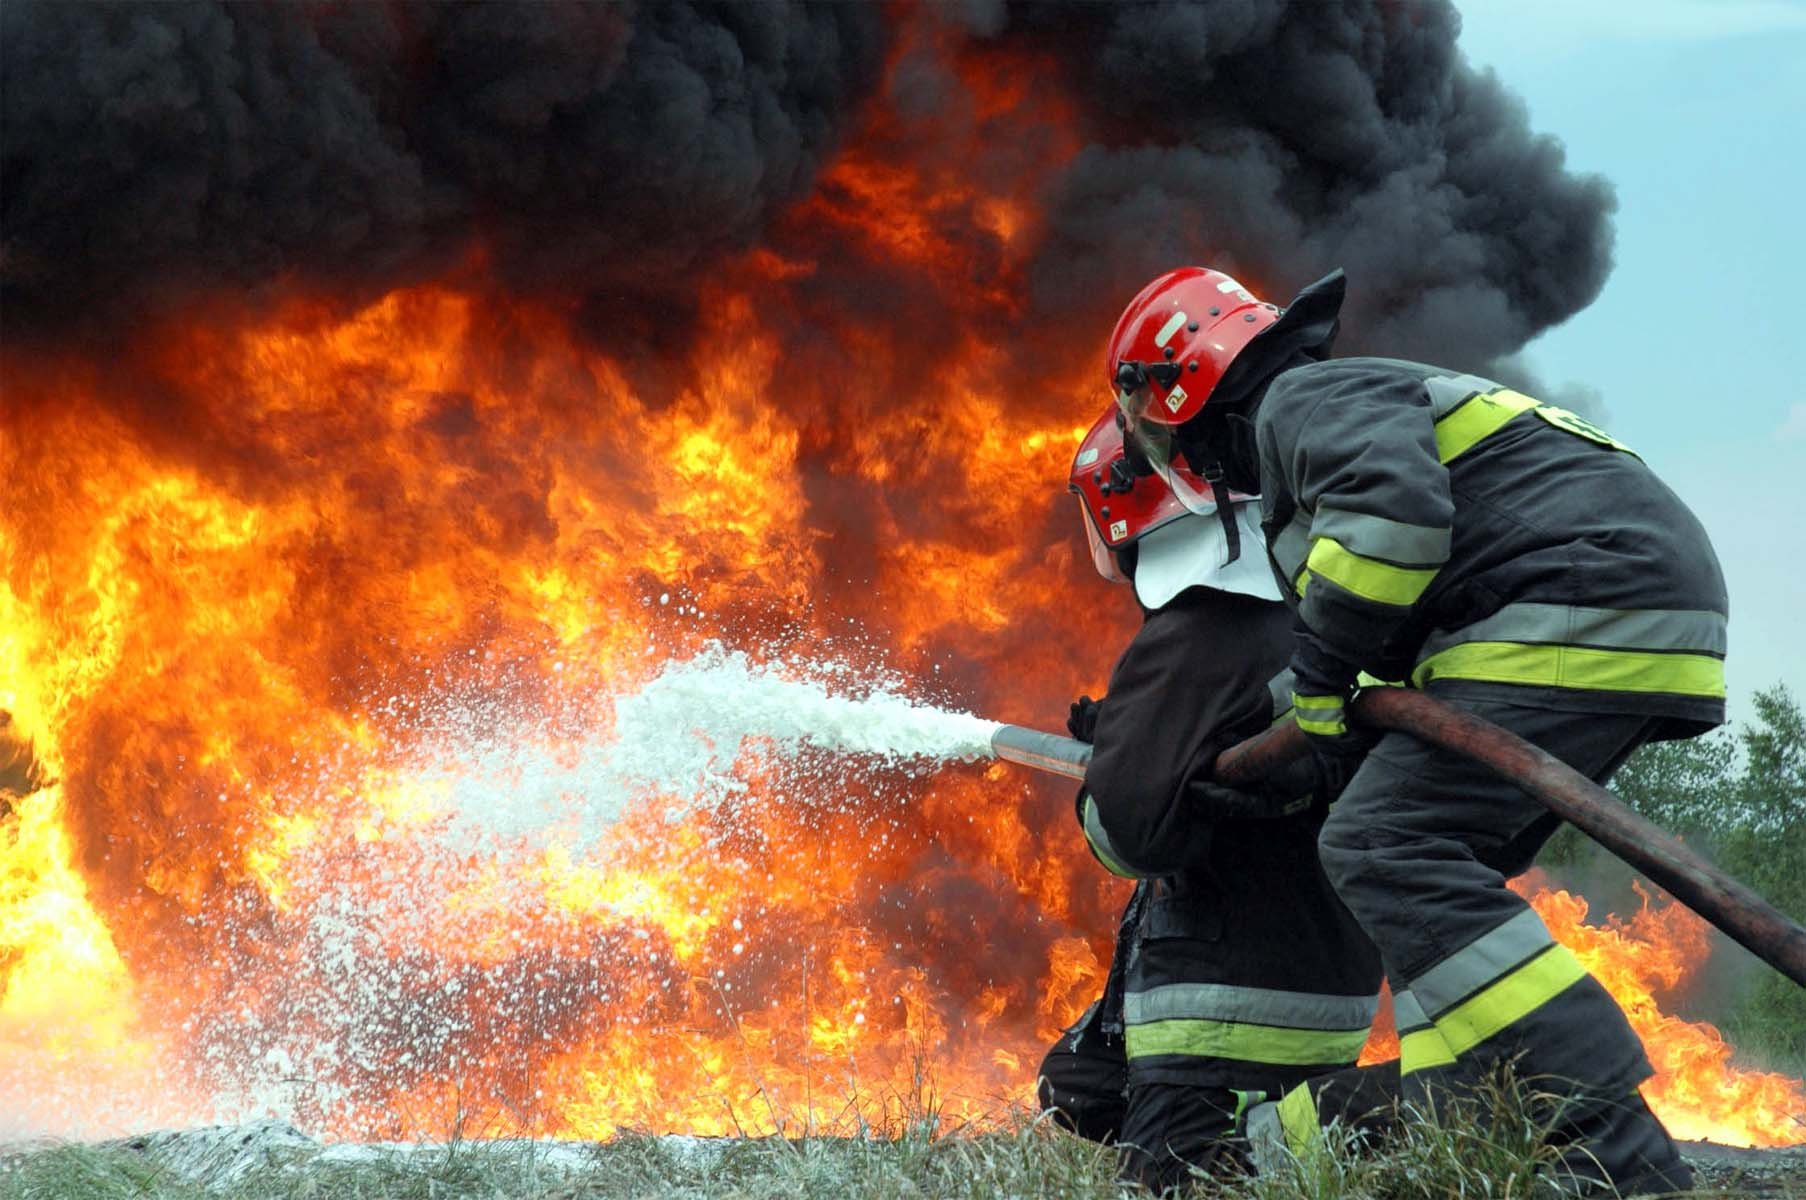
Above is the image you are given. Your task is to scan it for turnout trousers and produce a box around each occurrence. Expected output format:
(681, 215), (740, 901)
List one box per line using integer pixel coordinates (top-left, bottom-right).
(1316, 699), (1691, 1194)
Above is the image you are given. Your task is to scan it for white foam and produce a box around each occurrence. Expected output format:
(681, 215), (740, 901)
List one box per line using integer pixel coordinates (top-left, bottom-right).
(606, 643), (1002, 810)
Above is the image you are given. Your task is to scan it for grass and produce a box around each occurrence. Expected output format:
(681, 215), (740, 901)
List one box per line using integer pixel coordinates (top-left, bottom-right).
(3, 1079), (1802, 1200)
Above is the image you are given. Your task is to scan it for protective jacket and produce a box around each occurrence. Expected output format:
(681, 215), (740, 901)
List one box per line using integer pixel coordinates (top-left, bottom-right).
(1078, 585), (1382, 1093)
(1256, 358), (1728, 735)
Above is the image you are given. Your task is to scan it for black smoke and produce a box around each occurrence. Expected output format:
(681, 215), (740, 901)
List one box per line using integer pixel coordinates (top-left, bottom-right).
(0, 1), (888, 342)
(3, 0), (1613, 376)
(1007, 1), (1616, 371)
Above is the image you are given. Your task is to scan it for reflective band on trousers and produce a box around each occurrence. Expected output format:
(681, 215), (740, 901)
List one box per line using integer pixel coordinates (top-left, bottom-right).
(1408, 909), (1554, 1017)
(1393, 987), (1460, 1076)
(1125, 982), (1380, 1032)
(1125, 1019), (1371, 1066)
(1430, 944), (1588, 1059)
(1400, 1026), (1459, 1075)
(1303, 536), (1441, 607)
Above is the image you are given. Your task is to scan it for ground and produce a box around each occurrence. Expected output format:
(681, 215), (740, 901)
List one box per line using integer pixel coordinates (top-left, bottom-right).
(2, 1121), (1804, 1199)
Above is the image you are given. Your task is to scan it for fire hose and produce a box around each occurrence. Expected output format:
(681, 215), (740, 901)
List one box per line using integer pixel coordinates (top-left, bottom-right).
(990, 688), (1806, 990)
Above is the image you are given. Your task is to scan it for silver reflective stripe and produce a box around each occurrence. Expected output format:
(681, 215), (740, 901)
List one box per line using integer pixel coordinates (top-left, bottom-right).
(1406, 909), (1554, 1017)
(1424, 372), (1501, 418)
(1125, 982), (1379, 1032)
(1270, 513), (1312, 586)
(1419, 603), (1728, 660)
(1267, 668), (1296, 722)
(1392, 988), (1431, 1033)
(1311, 505), (1451, 568)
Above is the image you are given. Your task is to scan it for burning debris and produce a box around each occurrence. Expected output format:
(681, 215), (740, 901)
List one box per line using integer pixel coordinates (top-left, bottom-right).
(0, 0), (1798, 1155)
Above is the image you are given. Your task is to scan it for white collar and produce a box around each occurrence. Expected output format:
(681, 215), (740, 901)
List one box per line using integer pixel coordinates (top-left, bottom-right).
(1133, 502), (1281, 608)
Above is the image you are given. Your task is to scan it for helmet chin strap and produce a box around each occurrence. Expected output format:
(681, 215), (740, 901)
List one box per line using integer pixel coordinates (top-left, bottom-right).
(1200, 459), (1243, 565)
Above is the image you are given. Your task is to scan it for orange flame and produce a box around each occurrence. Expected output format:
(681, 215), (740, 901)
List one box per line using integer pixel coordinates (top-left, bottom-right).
(0, 12), (1798, 1150)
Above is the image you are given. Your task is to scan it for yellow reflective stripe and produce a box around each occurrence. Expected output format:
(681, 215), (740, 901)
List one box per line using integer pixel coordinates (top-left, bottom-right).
(1292, 693), (1346, 737)
(1433, 388), (1539, 463)
(1276, 1082), (1321, 1159)
(1295, 714), (1346, 736)
(1305, 537), (1440, 607)
(1125, 1019), (1371, 1067)
(1433, 945), (1588, 1058)
(1413, 642), (1727, 699)
(1534, 405), (1637, 455)
(1399, 1026), (1459, 1076)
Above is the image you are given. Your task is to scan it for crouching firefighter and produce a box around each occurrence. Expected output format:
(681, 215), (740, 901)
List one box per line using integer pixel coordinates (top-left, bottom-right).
(1036, 407), (1388, 1192)
(1106, 265), (1728, 1195)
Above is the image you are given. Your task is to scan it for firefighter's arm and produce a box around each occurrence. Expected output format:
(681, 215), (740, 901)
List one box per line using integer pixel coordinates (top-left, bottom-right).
(1260, 364), (1454, 662)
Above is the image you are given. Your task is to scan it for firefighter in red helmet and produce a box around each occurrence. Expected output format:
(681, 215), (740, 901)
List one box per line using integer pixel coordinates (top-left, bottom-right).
(1037, 407), (1388, 1191)
(1103, 265), (1727, 1195)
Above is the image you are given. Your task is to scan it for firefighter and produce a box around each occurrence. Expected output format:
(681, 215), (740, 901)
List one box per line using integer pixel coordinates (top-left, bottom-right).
(1037, 407), (1386, 1191)
(1105, 265), (1725, 1195)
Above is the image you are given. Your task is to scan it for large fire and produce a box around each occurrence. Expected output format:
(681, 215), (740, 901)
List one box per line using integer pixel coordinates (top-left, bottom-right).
(1, 16), (1800, 1153)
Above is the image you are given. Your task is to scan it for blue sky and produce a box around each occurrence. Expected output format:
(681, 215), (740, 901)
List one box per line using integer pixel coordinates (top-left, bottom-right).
(1455, 0), (1806, 722)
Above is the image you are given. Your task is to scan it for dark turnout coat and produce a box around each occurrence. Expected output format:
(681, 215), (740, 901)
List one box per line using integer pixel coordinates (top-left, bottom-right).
(1256, 357), (1728, 734)
(1078, 586), (1382, 1092)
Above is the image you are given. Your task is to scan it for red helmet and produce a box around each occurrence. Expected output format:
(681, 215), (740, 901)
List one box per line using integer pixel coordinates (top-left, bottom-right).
(1069, 406), (1193, 583)
(1106, 267), (1279, 515)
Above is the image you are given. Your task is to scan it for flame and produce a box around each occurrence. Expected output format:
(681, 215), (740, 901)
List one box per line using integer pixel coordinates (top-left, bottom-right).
(1352, 876), (1806, 1147)
(1, 12), (1799, 1150)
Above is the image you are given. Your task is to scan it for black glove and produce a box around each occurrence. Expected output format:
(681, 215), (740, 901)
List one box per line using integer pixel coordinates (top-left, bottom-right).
(1066, 694), (1103, 743)
(1288, 627), (1373, 802)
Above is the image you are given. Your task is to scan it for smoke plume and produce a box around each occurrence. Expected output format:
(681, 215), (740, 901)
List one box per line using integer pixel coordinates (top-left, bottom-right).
(3, 1), (1613, 372)
(1, 1), (889, 340)
(1008, 1), (1616, 369)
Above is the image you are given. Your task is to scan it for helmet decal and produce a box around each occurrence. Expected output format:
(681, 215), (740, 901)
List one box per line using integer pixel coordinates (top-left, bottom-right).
(1154, 310), (1188, 347)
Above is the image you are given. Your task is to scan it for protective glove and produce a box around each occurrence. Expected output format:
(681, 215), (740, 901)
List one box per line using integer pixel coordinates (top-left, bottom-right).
(1289, 627), (1372, 802)
(1066, 694), (1103, 744)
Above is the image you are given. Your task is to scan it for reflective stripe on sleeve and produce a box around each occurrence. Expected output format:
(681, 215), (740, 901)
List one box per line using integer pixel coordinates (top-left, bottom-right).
(1125, 983), (1380, 1032)
(1292, 692), (1347, 737)
(1125, 1019), (1372, 1067)
(1080, 794), (1140, 879)
(1305, 536), (1441, 608)
(1311, 505), (1451, 569)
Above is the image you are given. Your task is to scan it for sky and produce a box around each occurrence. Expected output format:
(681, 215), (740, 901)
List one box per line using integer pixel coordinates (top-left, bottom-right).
(1453, 0), (1806, 723)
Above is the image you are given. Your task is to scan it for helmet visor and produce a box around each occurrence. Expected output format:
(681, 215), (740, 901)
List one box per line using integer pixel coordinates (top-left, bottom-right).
(1078, 497), (1128, 584)
(1114, 385), (1222, 518)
